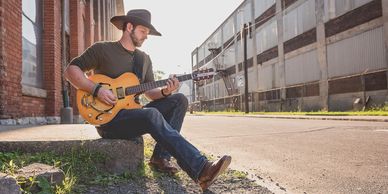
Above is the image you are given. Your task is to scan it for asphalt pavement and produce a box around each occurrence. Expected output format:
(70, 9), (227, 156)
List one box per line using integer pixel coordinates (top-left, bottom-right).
(182, 115), (388, 194)
(0, 114), (387, 194)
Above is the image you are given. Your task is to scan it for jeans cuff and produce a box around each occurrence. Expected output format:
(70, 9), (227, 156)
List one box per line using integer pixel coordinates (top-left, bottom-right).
(194, 158), (208, 182)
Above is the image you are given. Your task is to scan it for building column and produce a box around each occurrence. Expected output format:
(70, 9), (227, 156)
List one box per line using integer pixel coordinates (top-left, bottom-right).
(250, 0), (260, 111)
(316, 0), (329, 111)
(42, 0), (63, 117)
(383, 0), (388, 96)
(275, 0), (286, 111)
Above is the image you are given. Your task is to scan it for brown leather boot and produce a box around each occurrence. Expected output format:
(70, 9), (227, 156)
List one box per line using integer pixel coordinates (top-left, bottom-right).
(198, 155), (232, 191)
(149, 156), (178, 175)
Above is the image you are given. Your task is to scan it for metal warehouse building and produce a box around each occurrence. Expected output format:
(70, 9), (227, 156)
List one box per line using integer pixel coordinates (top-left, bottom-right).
(191, 0), (388, 112)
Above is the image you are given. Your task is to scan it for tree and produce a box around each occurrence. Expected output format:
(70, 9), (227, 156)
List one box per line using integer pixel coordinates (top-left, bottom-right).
(138, 70), (166, 105)
(154, 70), (165, 80)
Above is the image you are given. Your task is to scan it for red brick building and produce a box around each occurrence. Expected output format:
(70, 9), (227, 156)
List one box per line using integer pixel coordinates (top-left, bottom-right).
(0, 0), (124, 124)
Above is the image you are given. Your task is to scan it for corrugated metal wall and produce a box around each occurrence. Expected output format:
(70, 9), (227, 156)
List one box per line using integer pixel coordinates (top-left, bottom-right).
(248, 70), (257, 91)
(237, 38), (255, 63)
(222, 45), (236, 69)
(285, 50), (320, 85)
(327, 27), (387, 78)
(194, 0), (387, 111)
(258, 63), (276, 90)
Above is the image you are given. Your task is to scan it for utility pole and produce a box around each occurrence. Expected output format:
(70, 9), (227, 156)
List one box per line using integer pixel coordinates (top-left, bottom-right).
(243, 23), (249, 113)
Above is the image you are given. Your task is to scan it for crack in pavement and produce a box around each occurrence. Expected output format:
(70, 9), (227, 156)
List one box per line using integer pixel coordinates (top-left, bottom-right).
(189, 127), (336, 140)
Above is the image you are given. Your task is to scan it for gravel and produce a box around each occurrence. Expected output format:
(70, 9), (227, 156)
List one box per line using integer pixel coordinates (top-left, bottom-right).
(81, 169), (273, 194)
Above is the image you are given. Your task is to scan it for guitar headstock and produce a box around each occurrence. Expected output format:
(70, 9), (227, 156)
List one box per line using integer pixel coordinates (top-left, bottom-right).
(192, 68), (215, 82)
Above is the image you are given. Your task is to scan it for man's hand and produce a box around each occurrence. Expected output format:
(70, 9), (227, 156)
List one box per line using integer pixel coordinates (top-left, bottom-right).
(163, 75), (180, 95)
(97, 88), (117, 105)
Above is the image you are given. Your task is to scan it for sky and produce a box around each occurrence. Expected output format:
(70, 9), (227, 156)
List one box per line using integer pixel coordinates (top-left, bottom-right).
(123, 0), (243, 77)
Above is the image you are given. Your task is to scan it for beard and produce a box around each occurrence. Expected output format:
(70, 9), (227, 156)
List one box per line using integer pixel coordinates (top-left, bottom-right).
(130, 31), (144, 47)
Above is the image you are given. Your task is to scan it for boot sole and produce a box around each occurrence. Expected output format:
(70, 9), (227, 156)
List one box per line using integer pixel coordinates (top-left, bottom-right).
(200, 155), (232, 191)
(148, 162), (178, 175)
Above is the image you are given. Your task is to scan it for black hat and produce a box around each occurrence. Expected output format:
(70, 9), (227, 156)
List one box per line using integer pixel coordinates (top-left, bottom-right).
(110, 9), (161, 36)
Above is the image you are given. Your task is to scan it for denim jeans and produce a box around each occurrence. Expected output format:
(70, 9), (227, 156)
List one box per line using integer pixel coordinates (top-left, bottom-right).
(96, 93), (207, 181)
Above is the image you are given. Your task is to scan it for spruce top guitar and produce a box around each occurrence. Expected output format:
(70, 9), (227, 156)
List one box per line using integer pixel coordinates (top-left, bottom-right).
(77, 68), (215, 126)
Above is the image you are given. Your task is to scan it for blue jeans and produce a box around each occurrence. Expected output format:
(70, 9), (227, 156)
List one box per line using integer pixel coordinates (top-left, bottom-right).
(96, 93), (207, 181)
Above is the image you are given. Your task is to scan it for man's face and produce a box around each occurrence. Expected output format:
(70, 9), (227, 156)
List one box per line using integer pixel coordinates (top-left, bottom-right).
(130, 25), (150, 47)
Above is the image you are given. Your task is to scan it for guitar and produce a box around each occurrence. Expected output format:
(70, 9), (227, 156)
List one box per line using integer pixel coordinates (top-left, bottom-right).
(76, 68), (215, 126)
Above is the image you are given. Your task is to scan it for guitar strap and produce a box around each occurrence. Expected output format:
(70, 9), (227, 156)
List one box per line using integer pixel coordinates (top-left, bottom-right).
(133, 49), (144, 103)
(133, 49), (144, 83)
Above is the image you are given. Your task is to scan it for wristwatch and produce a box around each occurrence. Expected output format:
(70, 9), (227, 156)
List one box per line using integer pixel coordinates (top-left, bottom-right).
(161, 89), (171, 97)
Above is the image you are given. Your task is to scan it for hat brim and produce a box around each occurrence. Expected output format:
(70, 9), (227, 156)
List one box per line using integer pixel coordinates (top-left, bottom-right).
(110, 15), (162, 36)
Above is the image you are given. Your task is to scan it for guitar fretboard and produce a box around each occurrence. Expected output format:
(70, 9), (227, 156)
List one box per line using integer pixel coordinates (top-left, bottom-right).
(125, 74), (193, 95)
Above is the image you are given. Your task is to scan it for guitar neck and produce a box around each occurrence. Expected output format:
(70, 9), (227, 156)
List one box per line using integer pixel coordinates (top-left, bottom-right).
(125, 74), (193, 95)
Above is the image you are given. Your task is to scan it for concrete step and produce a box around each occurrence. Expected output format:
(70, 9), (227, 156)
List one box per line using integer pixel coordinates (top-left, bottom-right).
(0, 124), (144, 174)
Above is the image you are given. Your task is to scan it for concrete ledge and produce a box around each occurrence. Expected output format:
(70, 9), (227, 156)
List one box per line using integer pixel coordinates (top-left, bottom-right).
(0, 116), (60, 125)
(0, 138), (144, 174)
(190, 114), (388, 122)
(21, 84), (47, 98)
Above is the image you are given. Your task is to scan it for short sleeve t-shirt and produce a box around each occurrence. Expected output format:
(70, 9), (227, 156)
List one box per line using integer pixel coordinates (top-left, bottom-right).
(69, 41), (155, 83)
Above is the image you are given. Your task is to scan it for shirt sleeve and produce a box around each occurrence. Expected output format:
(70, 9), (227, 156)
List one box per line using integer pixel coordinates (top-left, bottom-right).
(143, 54), (155, 83)
(68, 43), (102, 72)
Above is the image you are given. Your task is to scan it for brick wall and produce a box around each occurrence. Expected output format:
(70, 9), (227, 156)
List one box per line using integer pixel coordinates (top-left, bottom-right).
(0, 1), (4, 116)
(0, 0), (24, 119)
(0, 0), (122, 120)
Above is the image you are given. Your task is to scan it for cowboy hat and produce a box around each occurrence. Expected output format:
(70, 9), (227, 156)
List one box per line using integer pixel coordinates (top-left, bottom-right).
(110, 9), (162, 36)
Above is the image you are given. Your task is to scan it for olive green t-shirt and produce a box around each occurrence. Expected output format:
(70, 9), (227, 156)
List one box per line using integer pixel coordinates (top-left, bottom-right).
(69, 41), (154, 83)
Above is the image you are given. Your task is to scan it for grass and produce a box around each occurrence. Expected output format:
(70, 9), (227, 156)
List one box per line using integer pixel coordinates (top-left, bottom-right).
(1, 137), (258, 193)
(0, 138), (188, 193)
(193, 105), (388, 116)
(0, 149), (107, 193)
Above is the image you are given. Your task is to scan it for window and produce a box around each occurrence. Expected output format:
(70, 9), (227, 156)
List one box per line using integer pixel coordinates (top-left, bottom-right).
(324, 0), (373, 22)
(192, 53), (197, 67)
(64, 0), (70, 33)
(256, 19), (278, 54)
(197, 45), (205, 67)
(254, 0), (275, 18)
(222, 44), (236, 69)
(283, 0), (316, 41)
(222, 17), (235, 43)
(22, 0), (43, 88)
(236, 2), (252, 32)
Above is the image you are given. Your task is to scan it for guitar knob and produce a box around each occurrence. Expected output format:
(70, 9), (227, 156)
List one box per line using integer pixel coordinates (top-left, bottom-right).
(88, 113), (92, 118)
(99, 117), (103, 121)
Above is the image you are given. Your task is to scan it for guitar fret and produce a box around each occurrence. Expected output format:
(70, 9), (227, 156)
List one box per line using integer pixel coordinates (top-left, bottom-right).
(125, 73), (194, 95)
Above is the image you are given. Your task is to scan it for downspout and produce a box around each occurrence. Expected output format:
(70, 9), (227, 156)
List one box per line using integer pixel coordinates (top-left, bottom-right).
(60, 0), (73, 124)
(61, 0), (69, 108)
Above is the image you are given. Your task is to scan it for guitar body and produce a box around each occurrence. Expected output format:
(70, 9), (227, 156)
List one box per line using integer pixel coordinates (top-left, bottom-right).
(76, 72), (142, 126)
(76, 68), (215, 126)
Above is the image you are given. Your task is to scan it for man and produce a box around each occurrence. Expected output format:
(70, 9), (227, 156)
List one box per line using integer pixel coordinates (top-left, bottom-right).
(64, 9), (231, 191)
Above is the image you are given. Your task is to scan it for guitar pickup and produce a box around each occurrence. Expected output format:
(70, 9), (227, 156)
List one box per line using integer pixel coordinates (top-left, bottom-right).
(116, 87), (125, 100)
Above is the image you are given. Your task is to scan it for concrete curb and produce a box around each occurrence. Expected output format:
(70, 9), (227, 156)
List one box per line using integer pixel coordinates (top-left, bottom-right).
(0, 138), (144, 174)
(188, 114), (388, 122)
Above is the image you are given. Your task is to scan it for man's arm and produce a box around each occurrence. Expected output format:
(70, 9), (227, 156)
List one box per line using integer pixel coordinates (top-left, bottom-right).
(64, 65), (95, 93)
(64, 65), (117, 105)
